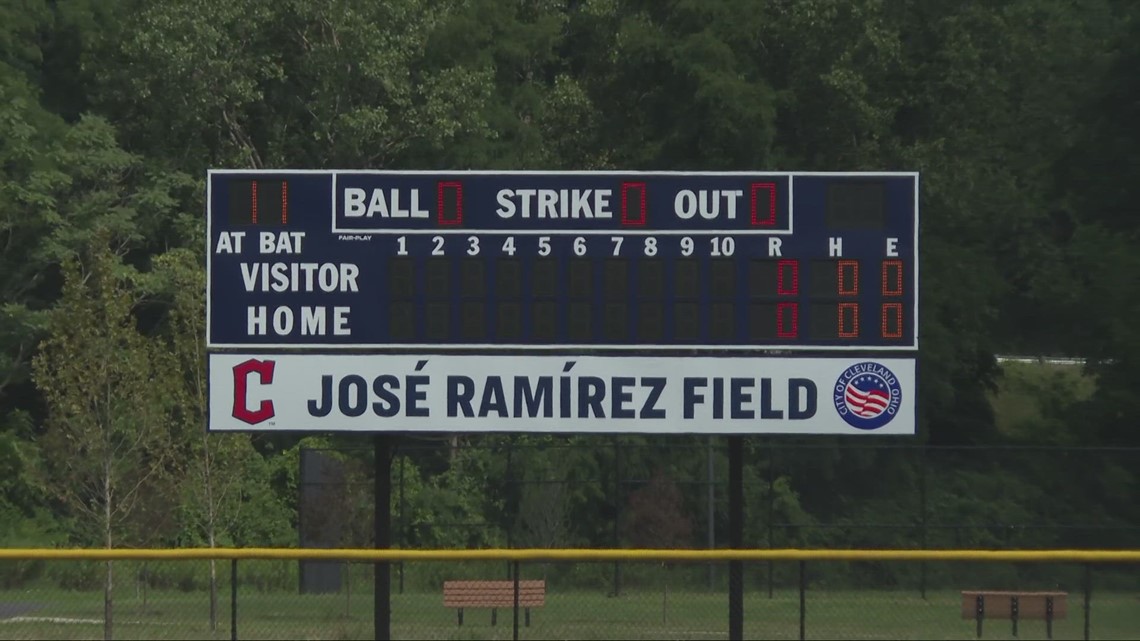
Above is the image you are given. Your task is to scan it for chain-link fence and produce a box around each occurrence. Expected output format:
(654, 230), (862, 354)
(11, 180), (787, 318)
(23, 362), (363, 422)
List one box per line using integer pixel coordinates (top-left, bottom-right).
(8, 441), (1129, 638)
(0, 552), (1136, 639)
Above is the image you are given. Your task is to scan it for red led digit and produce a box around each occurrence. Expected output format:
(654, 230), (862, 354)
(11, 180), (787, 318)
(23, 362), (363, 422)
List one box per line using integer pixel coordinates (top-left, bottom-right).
(882, 303), (903, 338)
(838, 302), (859, 338)
(750, 183), (777, 226)
(777, 259), (799, 295)
(621, 182), (647, 226)
(838, 260), (859, 296)
(882, 260), (903, 296)
(777, 302), (798, 338)
(250, 180), (259, 224)
(437, 181), (463, 226)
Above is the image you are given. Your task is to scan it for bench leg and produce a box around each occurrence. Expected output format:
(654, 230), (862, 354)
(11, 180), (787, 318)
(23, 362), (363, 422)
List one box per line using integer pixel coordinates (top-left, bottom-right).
(1011, 595), (1019, 638)
(525, 607), (531, 627)
(975, 594), (984, 639)
(491, 608), (497, 626)
(1046, 597), (1054, 640)
(457, 608), (463, 626)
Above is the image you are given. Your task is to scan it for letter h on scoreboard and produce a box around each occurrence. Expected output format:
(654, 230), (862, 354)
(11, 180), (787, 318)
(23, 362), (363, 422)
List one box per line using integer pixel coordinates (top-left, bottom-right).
(228, 179), (290, 226)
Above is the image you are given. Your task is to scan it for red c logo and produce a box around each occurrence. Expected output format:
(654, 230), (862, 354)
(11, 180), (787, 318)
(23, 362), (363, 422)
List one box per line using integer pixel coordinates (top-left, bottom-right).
(232, 359), (276, 425)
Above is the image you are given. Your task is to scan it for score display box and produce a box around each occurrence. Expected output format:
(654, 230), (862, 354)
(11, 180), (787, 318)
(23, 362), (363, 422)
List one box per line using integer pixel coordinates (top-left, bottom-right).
(207, 171), (918, 351)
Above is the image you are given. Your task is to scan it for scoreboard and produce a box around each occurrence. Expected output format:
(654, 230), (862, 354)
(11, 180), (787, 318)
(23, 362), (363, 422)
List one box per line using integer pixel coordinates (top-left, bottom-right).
(206, 171), (918, 351)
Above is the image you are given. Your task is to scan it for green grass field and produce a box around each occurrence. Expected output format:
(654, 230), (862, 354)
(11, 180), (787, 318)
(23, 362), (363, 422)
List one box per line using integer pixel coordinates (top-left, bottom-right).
(1, 587), (1136, 640)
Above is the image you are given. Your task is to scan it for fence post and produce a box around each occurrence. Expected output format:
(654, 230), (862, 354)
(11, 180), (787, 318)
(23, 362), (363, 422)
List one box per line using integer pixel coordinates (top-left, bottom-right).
(513, 560), (521, 641)
(919, 446), (928, 600)
(230, 559), (237, 641)
(1083, 563), (1091, 641)
(798, 560), (806, 641)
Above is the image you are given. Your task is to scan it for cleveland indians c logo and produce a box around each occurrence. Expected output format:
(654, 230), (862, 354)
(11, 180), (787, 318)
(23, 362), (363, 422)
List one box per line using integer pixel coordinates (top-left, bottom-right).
(232, 359), (276, 424)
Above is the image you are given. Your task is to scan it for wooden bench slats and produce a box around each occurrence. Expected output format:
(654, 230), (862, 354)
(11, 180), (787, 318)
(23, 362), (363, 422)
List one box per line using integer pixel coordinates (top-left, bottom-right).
(443, 580), (547, 608)
(444, 596), (546, 606)
(445, 580), (546, 589)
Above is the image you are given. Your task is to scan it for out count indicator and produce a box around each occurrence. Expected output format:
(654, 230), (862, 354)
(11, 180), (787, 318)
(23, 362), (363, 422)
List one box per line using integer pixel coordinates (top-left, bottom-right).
(207, 171), (918, 351)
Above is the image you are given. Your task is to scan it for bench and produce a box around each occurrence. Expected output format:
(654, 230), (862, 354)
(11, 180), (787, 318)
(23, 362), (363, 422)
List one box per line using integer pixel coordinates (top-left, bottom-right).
(443, 580), (546, 627)
(961, 590), (1068, 639)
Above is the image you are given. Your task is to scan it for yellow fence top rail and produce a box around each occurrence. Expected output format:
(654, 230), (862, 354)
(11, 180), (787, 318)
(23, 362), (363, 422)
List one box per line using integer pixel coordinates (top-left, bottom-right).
(0, 548), (1137, 563)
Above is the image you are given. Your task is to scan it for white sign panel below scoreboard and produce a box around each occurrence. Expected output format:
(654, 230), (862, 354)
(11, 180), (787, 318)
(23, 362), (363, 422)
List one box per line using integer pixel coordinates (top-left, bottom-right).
(209, 354), (915, 435)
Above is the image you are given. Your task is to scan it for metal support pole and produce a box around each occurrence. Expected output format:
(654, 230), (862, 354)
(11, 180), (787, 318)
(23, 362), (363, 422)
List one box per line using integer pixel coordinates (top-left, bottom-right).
(374, 435), (392, 641)
(728, 436), (743, 641)
(230, 559), (237, 641)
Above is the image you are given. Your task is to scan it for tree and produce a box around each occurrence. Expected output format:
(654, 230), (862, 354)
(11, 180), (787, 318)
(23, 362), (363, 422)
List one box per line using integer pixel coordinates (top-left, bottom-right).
(151, 246), (279, 630)
(86, 0), (496, 171)
(32, 232), (174, 640)
(515, 449), (574, 550)
(624, 468), (693, 548)
(623, 468), (693, 622)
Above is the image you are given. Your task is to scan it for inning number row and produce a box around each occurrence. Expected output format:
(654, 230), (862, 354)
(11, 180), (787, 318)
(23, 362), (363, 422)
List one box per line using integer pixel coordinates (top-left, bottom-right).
(392, 235), (739, 257)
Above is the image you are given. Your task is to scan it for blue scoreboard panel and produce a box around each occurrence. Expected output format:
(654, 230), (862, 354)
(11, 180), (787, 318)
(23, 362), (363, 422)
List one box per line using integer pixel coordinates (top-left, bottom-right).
(207, 171), (918, 351)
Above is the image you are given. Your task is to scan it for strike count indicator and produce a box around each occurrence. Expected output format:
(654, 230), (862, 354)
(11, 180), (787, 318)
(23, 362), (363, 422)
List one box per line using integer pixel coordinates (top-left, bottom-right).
(207, 171), (918, 350)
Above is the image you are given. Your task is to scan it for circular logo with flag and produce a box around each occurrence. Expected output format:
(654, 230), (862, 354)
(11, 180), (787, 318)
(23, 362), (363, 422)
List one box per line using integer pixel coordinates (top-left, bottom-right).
(833, 362), (902, 430)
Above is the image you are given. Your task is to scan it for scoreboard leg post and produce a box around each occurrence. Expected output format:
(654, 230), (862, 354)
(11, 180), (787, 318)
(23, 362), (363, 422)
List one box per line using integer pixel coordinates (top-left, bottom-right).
(728, 436), (744, 641)
(374, 435), (393, 641)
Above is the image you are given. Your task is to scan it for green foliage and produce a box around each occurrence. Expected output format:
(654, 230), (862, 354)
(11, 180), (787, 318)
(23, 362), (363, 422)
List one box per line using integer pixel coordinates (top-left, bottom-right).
(399, 450), (506, 550)
(0, 509), (61, 589)
(31, 233), (177, 548)
(0, 0), (1137, 556)
(990, 362), (1094, 444)
(87, 0), (496, 169)
(46, 560), (103, 591)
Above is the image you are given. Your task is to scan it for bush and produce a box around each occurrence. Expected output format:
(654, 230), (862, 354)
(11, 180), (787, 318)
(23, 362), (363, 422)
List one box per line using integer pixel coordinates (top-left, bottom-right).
(48, 561), (102, 591)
